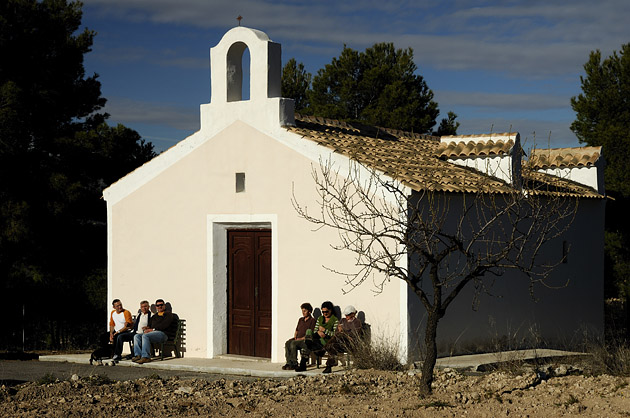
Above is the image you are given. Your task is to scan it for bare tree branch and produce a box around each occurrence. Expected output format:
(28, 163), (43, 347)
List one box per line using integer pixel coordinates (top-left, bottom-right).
(292, 155), (578, 394)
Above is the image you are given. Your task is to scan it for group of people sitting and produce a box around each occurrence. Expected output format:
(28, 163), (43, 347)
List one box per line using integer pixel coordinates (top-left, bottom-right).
(105, 298), (361, 372)
(103, 298), (178, 364)
(283, 301), (363, 374)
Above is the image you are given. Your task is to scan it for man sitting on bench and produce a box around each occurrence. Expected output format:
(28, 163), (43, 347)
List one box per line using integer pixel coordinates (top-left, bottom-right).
(282, 302), (316, 370)
(132, 298), (175, 364)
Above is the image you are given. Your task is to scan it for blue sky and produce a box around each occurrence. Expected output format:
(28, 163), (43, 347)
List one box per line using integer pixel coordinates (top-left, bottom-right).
(80, 0), (629, 152)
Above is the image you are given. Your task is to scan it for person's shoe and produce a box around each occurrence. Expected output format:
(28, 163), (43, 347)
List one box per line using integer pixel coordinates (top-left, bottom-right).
(281, 364), (296, 370)
(136, 357), (152, 364)
(323, 366), (332, 374)
(112, 354), (121, 362)
(131, 356), (141, 362)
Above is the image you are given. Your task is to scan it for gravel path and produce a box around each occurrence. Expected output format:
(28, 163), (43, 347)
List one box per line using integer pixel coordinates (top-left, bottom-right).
(0, 360), (255, 386)
(2, 360), (630, 417)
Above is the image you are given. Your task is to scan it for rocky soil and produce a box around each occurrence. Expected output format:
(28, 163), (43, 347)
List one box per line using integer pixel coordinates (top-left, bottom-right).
(2, 367), (630, 417)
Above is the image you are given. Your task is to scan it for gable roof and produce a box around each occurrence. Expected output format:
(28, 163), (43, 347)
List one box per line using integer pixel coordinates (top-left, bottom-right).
(528, 146), (602, 169)
(286, 115), (603, 199)
(287, 115), (514, 194)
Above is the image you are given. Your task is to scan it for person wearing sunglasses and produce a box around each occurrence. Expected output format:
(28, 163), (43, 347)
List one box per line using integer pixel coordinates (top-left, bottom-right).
(132, 299), (174, 364)
(298, 301), (338, 372)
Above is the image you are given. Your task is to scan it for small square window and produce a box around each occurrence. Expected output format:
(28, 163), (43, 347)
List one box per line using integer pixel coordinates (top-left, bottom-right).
(236, 172), (245, 193)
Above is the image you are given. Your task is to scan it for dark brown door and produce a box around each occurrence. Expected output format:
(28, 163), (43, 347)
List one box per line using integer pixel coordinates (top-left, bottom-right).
(227, 230), (271, 357)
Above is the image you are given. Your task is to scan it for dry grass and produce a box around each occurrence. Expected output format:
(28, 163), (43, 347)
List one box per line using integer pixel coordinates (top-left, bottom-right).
(583, 339), (630, 376)
(348, 336), (404, 371)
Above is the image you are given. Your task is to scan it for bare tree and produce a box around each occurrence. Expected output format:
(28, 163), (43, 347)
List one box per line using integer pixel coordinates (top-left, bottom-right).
(293, 157), (578, 394)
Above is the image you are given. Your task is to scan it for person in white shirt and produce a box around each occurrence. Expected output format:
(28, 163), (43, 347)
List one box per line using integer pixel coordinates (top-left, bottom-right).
(114, 300), (151, 362)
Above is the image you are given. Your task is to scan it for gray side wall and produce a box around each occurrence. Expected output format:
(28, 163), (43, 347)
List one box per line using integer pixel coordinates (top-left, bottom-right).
(406, 195), (605, 359)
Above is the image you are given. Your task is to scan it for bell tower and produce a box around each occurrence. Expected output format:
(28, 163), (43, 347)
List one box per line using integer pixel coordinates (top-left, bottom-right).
(200, 27), (294, 133)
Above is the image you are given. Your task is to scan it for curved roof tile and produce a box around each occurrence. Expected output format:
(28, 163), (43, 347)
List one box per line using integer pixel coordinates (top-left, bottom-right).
(286, 115), (602, 198)
(436, 138), (516, 158)
(528, 146), (602, 169)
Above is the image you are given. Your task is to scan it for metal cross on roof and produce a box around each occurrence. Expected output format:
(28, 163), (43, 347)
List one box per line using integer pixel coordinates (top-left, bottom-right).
(237, 15), (243, 26)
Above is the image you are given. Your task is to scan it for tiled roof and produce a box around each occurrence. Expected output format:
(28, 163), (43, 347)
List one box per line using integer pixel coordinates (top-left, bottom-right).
(528, 146), (602, 169)
(522, 169), (602, 198)
(286, 115), (603, 198)
(437, 133), (518, 158)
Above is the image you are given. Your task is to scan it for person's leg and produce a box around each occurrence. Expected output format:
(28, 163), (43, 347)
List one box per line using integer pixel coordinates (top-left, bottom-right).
(296, 339), (317, 372)
(306, 338), (323, 353)
(297, 339), (309, 357)
(295, 340), (309, 366)
(284, 339), (292, 365)
(283, 339), (297, 369)
(287, 340), (299, 367)
(322, 337), (340, 373)
(141, 331), (167, 359)
(114, 332), (132, 359)
(133, 333), (143, 358)
(140, 334), (151, 359)
(113, 333), (123, 357)
(295, 340), (308, 356)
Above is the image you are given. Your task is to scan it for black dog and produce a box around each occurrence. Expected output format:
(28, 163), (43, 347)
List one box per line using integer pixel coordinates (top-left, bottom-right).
(89, 344), (114, 365)
(91, 332), (115, 365)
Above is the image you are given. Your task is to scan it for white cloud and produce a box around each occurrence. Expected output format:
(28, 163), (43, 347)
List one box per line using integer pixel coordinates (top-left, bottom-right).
(83, 0), (630, 78)
(81, 0), (623, 152)
(458, 117), (580, 149)
(103, 97), (199, 131)
(90, 45), (207, 69)
(434, 91), (570, 111)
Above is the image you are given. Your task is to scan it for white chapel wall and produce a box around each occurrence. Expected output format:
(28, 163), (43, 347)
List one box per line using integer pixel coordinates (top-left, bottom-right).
(108, 121), (403, 361)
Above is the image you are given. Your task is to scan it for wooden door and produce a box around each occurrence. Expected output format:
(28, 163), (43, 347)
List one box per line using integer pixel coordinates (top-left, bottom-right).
(227, 230), (271, 357)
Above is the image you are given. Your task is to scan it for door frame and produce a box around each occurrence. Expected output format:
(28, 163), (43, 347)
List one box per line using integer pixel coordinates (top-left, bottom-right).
(206, 214), (278, 361)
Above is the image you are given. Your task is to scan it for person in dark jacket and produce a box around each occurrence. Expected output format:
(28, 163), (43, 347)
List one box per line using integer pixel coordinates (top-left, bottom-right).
(133, 299), (174, 364)
(113, 300), (152, 362)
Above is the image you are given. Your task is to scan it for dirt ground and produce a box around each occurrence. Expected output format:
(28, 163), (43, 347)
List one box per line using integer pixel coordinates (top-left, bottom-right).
(1, 361), (630, 417)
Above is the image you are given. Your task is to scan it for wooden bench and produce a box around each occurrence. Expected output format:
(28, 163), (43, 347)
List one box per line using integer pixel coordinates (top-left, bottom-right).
(152, 317), (186, 360)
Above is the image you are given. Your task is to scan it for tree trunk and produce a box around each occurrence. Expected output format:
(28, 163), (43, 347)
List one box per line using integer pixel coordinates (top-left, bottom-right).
(419, 309), (440, 395)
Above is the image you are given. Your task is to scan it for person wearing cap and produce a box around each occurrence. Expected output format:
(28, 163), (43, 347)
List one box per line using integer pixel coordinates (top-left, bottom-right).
(321, 305), (363, 374)
(282, 302), (316, 370)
